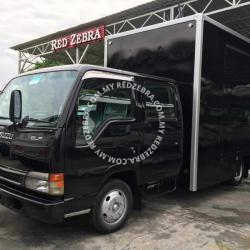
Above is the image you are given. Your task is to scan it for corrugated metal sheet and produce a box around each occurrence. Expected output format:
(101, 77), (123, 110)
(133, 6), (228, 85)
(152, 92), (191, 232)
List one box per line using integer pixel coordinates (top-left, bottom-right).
(10, 0), (187, 50)
(210, 4), (250, 38)
(11, 0), (250, 51)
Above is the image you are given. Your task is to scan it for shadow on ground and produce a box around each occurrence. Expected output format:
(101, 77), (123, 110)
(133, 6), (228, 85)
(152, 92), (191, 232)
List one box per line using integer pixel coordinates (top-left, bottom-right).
(0, 179), (250, 250)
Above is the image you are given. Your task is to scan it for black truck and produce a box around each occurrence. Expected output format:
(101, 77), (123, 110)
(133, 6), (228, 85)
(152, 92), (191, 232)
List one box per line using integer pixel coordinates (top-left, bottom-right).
(0, 14), (249, 233)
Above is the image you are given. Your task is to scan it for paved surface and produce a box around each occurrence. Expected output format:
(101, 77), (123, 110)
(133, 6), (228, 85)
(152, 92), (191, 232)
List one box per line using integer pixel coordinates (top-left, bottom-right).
(0, 178), (250, 250)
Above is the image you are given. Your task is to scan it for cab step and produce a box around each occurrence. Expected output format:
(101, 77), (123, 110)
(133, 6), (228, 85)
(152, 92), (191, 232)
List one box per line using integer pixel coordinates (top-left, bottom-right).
(143, 177), (176, 198)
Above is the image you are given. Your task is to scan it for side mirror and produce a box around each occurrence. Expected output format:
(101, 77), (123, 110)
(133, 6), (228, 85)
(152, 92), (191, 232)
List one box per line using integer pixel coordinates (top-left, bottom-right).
(9, 90), (22, 123)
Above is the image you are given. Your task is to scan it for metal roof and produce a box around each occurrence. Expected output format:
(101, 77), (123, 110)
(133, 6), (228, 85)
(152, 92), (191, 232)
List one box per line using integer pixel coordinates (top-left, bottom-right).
(211, 3), (250, 38)
(11, 0), (185, 51)
(12, 0), (250, 74)
(11, 0), (250, 51)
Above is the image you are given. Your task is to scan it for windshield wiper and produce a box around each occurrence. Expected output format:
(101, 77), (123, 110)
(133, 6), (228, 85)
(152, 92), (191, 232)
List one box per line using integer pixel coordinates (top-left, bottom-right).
(28, 118), (53, 124)
(0, 116), (9, 120)
(21, 116), (53, 127)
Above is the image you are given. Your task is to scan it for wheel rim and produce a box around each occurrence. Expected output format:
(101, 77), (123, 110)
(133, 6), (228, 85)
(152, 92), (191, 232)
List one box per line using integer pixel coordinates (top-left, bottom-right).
(235, 163), (243, 182)
(101, 189), (127, 225)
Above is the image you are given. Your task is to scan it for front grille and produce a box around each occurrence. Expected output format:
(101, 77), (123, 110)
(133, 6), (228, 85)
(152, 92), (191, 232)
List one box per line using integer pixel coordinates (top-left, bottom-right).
(0, 166), (25, 185)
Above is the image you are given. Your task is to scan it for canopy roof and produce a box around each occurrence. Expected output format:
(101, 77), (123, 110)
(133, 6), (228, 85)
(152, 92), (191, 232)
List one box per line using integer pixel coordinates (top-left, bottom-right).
(11, 0), (250, 73)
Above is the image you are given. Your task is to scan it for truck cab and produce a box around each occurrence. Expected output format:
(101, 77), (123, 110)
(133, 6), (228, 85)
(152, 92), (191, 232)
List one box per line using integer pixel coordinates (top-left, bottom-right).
(0, 64), (183, 233)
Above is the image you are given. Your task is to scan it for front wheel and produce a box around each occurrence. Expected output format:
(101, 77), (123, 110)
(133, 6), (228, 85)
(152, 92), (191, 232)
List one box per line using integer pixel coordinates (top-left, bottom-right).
(91, 179), (133, 234)
(230, 161), (244, 186)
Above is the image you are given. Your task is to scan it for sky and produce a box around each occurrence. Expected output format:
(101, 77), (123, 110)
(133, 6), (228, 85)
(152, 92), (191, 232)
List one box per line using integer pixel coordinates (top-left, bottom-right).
(0, 0), (152, 88)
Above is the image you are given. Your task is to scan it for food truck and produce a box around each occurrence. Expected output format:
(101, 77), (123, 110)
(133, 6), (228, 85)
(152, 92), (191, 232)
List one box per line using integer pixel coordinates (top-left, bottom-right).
(0, 14), (249, 233)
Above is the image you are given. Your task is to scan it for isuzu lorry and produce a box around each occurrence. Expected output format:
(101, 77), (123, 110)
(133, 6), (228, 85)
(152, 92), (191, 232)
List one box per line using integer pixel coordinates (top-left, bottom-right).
(0, 14), (249, 233)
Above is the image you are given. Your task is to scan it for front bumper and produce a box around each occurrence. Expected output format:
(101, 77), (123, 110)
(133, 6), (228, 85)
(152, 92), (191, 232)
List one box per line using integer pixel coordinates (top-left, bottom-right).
(0, 182), (64, 223)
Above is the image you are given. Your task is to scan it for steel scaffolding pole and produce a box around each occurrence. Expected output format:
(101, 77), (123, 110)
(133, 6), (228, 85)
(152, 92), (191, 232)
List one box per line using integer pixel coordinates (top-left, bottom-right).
(17, 0), (250, 74)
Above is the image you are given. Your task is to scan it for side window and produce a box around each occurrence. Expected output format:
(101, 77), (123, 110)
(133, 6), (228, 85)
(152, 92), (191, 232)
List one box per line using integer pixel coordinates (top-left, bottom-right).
(76, 77), (132, 145)
(144, 81), (177, 119)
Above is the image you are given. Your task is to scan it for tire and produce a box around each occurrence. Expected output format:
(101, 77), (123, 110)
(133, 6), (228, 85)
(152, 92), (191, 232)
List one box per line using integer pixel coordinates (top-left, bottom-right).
(230, 161), (244, 186)
(243, 164), (249, 178)
(91, 179), (133, 234)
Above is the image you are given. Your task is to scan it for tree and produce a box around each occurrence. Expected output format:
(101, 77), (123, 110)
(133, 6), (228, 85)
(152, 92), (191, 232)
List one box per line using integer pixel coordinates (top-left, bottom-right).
(28, 59), (64, 71)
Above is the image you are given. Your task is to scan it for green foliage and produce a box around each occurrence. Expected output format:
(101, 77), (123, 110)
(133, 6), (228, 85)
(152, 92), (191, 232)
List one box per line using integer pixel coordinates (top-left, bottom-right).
(28, 59), (64, 71)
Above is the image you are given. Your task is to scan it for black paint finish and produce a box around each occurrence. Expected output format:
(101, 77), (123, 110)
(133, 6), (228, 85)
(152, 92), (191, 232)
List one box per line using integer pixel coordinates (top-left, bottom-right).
(0, 64), (183, 219)
(107, 21), (196, 175)
(64, 75), (183, 214)
(107, 18), (250, 190)
(0, 17), (249, 224)
(198, 21), (250, 189)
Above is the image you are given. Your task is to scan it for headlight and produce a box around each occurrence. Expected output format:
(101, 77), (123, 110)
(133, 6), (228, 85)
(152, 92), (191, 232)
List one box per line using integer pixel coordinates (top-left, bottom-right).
(25, 172), (64, 196)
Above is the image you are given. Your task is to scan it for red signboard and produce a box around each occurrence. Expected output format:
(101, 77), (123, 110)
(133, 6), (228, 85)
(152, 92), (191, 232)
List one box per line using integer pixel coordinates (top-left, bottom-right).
(51, 25), (105, 51)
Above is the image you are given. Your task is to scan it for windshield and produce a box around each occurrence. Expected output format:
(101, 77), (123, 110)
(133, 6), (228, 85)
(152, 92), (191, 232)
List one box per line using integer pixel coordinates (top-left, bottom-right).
(0, 70), (78, 127)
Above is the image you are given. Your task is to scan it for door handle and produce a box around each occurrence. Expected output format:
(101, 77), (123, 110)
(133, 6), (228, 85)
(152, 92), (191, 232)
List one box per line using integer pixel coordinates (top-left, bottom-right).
(130, 146), (136, 154)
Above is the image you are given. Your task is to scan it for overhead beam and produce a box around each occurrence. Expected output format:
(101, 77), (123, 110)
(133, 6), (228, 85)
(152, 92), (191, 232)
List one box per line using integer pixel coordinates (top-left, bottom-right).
(17, 0), (250, 74)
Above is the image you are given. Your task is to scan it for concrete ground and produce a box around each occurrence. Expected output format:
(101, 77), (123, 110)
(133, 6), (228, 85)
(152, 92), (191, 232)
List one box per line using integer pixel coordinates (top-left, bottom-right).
(0, 178), (250, 250)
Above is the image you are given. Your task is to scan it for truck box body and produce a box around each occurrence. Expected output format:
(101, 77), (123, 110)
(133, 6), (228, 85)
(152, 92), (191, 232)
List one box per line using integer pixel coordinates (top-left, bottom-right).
(105, 14), (250, 191)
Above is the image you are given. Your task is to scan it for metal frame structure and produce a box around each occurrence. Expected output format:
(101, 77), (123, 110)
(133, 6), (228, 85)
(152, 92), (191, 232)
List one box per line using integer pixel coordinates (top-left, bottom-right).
(16, 0), (250, 73)
(18, 45), (90, 73)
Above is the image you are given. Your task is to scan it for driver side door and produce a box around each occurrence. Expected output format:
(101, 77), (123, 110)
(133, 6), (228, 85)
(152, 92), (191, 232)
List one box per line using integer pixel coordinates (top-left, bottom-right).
(64, 71), (141, 214)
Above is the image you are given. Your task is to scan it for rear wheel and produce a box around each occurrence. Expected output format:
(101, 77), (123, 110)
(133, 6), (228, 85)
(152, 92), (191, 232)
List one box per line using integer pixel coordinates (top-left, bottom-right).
(230, 161), (244, 186)
(91, 179), (133, 234)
